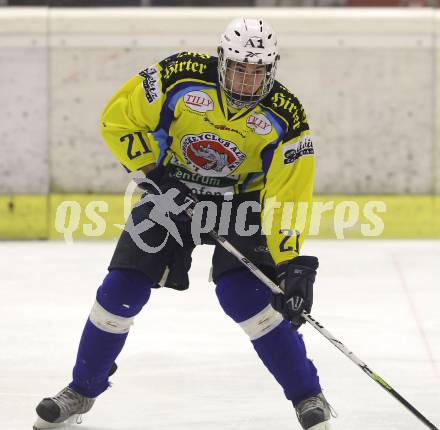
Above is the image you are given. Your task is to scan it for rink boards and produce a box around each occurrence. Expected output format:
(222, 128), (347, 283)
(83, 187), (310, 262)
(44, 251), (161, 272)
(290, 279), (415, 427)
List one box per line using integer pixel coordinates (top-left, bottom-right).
(1, 194), (439, 240)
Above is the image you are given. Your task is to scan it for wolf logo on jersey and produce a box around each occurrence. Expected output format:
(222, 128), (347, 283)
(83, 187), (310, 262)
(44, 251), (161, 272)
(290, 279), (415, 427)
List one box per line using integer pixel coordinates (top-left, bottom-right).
(188, 142), (229, 172)
(181, 133), (245, 176)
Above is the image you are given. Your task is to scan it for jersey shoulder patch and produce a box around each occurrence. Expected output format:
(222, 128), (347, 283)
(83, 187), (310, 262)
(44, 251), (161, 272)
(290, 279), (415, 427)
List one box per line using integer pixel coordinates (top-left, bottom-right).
(262, 81), (309, 141)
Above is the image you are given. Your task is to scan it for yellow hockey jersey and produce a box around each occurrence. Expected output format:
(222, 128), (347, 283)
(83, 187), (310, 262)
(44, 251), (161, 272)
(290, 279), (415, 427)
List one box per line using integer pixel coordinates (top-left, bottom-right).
(100, 52), (315, 265)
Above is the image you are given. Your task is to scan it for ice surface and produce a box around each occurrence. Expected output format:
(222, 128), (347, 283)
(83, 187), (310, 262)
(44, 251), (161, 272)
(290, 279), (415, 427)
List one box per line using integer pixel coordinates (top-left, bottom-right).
(0, 240), (439, 429)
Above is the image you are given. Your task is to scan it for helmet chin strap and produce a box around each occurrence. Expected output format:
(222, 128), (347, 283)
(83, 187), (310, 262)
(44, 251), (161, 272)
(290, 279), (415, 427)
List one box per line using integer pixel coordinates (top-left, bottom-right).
(225, 91), (259, 110)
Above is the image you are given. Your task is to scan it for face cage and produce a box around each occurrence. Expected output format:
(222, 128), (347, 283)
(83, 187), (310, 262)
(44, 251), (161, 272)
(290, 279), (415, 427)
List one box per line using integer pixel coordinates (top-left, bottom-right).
(218, 52), (278, 109)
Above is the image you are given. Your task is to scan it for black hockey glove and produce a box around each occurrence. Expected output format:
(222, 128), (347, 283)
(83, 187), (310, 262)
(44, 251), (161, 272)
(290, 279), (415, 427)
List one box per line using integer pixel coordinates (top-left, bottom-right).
(135, 166), (197, 222)
(271, 256), (319, 330)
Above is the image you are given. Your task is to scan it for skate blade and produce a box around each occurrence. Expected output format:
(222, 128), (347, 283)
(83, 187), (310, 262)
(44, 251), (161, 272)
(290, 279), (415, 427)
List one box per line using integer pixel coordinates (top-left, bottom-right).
(308, 420), (331, 430)
(33, 414), (81, 429)
(33, 416), (65, 429)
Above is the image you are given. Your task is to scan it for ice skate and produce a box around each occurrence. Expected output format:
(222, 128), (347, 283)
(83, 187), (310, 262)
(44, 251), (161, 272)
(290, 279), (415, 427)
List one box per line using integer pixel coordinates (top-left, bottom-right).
(295, 392), (334, 430)
(33, 386), (95, 429)
(33, 363), (117, 429)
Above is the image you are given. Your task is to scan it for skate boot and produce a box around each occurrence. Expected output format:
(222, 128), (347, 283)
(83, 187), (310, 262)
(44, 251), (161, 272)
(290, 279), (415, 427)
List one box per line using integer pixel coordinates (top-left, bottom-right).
(294, 392), (335, 430)
(33, 363), (117, 429)
(33, 386), (95, 429)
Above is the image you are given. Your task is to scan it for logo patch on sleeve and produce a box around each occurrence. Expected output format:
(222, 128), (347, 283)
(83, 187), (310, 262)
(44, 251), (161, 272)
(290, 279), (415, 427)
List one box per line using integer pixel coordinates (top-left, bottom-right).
(181, 133), (245, 176)
(282, 135), (314, 165)
(246, 113), (272, 135)
(183, 91), (214, 112)
(139, 66), (160, 103)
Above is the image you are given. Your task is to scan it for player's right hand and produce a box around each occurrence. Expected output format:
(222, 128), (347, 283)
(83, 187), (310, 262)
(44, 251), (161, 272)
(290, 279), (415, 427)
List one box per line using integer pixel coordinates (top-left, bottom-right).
(141, 166), (196, 222)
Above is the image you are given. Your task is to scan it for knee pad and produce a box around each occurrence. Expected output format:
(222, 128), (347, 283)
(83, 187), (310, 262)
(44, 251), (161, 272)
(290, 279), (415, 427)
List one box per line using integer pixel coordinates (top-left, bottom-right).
(215, 269), (283, 340)
(90, 269), (153, 334)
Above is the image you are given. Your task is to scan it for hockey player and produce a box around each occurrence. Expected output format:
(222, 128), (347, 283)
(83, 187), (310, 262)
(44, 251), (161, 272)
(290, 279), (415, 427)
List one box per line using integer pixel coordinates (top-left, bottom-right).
(34, 18), (333, 430)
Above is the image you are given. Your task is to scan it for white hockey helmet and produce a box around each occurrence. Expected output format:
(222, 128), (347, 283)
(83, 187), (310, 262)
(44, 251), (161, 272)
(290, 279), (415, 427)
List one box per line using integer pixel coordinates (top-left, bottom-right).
(218, 17), (280, 109)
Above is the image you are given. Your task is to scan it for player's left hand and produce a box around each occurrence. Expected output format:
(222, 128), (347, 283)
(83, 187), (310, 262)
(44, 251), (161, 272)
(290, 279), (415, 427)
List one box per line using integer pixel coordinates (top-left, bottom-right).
(272, 256), (319, 329)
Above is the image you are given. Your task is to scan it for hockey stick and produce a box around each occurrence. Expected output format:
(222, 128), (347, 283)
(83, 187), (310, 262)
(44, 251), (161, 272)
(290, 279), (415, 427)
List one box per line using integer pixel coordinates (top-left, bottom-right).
(183, 201), (439, 430)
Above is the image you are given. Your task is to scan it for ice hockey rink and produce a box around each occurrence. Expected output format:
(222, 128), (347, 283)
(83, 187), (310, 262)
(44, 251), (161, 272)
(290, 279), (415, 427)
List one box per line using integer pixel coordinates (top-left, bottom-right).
(1, 239), (439, 430)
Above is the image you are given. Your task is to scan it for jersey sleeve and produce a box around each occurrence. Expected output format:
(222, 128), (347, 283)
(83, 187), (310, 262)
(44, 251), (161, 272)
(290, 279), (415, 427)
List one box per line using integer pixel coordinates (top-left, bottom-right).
(261, 102), (315, 266)
(100, 62), (165, 172)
